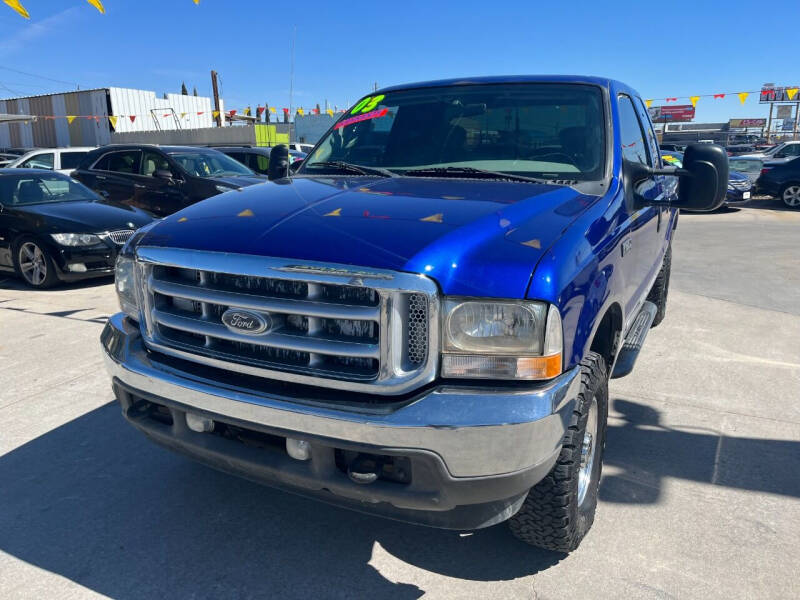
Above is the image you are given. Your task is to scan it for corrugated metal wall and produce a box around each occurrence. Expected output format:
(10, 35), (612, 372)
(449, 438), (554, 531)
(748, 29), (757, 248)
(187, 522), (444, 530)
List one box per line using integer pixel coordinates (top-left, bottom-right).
(0, 89), (110, 148)
(0, 87), (218, 148)
(108, 88), (214, 133)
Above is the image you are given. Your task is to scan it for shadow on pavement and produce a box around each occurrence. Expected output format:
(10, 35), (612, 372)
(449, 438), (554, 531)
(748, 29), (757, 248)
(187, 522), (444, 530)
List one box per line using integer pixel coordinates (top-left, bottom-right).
(600, 398), (800, 504)
(0, 402), (561, 599)
(4, 397), (796, 596)
(740, 197), (797, 212)
(0, 274), (113, 292)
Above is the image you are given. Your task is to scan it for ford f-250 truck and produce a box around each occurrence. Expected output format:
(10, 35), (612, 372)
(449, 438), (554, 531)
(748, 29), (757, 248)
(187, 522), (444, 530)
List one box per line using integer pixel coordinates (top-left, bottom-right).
(101, 76), (728, 552)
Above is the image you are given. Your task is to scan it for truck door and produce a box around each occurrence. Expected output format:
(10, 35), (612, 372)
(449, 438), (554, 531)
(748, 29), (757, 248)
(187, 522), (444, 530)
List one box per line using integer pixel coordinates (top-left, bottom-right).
(617, 94), (665, 319)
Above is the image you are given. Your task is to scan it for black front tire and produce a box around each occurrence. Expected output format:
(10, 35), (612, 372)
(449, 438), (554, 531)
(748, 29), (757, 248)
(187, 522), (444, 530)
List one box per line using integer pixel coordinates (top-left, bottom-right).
(508, 351), (609, 553)
(646, 245), (671, 327)
(12, 236), (59, 289)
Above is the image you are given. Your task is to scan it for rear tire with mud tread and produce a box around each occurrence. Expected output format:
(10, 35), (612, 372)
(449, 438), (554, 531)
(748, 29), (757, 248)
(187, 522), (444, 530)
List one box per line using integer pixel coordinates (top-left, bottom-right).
(646, 245), (671, 327)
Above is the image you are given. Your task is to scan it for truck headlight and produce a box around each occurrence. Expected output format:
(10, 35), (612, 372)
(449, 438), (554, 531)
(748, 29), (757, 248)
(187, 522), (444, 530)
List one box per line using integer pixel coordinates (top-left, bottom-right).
(441, 298), (562, 380)
(50, 233), (102, 246)
(115, 255), (139, 321)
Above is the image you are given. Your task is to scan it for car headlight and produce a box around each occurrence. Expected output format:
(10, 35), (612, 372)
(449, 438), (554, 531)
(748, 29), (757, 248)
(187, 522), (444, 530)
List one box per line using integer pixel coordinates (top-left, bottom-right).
(441, 298), (562, 380)
(50, 233), (102, 246)
(115, 255), (139, 321)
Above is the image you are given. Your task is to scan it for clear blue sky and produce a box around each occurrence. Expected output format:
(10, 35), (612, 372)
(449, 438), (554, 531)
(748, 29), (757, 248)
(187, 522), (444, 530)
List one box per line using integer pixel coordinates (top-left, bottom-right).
(0, 0), (798, 123)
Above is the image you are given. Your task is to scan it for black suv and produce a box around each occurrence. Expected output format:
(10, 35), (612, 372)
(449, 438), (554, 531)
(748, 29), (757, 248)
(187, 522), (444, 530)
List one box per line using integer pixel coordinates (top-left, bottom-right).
(215, 146), (307, 176)
(72, 145), (267, 217)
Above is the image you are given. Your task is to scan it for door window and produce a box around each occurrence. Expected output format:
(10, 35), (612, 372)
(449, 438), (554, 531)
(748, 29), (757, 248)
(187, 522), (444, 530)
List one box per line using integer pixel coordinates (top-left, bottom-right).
(20, 153), (54, 170)
(60, 152), (88, 170)
(93, 150), (141, 174)
(141, 151), (173, 177)
(618, 95), (650, 165)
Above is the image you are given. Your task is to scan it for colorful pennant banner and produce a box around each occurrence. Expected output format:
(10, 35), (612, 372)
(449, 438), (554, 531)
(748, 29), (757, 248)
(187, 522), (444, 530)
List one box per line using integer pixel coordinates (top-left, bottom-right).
(4, 0), (198, 17)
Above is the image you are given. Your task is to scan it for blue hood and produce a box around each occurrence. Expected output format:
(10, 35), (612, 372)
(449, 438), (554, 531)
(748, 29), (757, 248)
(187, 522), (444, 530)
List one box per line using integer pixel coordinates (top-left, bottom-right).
(138, 176), (599, 298)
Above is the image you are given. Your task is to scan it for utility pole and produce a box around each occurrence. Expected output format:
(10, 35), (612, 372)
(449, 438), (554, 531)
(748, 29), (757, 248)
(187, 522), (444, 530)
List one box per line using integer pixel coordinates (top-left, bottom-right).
(289, 26), (296, 121)
(211, 70), (222, 127)
(765, 102), (774, 143)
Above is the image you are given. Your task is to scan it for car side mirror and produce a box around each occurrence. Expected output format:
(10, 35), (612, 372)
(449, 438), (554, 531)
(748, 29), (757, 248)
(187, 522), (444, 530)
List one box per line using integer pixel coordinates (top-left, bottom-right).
(267, 145), (290, 180)
(677, 143), (729, 211)
(155, 169), (174, 180)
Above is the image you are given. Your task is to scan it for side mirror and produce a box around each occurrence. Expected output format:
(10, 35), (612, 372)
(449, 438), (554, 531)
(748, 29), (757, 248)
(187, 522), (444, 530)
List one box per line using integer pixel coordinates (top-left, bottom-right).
(155, 169), (174, 181)
(677, 143), (728, 211)
(267, 145), (290, 180)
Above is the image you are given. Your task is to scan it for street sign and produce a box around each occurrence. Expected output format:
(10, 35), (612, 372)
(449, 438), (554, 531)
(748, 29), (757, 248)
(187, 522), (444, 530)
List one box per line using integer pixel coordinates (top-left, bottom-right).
(648, 105), (695, 122)
(729, 118), (767, 127)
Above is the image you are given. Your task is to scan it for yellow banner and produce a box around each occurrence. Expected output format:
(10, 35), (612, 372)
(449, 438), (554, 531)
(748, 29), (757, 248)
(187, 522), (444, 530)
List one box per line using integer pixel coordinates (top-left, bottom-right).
(689, 96), (700, 107)
(108, 115), (118, 128)
(738, 92), (749, 104)
(212, 110), (219, 118)
(3, 0), (29, 18)
(67, 116), (77, 124)
(645, 99), (652, 108)
(788, 88), (799, 101)
(86, 0), (105, 13)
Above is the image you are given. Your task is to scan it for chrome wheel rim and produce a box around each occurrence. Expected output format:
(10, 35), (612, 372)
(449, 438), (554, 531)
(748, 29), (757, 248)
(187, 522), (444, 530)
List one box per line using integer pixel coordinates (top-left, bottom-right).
(783, 186), (800, 207)
(577, 395), (599, 507)
(19, 242), (47, 286)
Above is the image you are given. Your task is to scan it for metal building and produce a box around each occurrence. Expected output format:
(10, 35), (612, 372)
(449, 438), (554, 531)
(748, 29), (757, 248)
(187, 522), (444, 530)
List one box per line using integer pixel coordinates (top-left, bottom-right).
(0, 87), (220, 149)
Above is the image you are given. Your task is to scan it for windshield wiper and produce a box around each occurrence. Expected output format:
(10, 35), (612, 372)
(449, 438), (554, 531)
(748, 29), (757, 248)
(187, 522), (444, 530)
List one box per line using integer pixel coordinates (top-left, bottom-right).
(403, 166), (548, 184)
(305, 161), (397, 178)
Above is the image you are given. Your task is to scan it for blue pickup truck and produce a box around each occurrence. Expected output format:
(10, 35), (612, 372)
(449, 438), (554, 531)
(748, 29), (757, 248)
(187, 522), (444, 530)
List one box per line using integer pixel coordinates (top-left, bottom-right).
(102, 76), (727, 552)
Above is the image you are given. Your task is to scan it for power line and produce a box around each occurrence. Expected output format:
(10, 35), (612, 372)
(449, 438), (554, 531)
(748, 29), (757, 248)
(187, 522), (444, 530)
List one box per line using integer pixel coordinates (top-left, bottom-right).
(0, 65), (80, 88)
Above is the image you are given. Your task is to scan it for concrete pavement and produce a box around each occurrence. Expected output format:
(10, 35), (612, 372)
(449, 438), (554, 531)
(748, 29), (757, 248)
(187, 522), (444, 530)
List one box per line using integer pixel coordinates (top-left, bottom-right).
(1, 200), (798, 599)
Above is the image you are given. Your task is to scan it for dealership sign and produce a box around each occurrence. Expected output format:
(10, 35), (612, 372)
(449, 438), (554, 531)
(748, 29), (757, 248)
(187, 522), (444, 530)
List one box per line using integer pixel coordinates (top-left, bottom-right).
(648, 105), (695, 122)
(760, 84), (800, 103)
(729, 118), (767, 128)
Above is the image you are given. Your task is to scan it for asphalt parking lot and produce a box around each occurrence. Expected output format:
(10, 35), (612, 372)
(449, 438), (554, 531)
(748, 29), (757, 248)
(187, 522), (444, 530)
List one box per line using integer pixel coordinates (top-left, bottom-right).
(1, 198), (798, 600)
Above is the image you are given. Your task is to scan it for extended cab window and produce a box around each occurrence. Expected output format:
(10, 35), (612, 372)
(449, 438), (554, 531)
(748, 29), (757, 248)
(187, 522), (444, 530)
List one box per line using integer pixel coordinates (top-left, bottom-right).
(303, 83), (606, 181)
(94, 150), (141, 174)
(618, 95), (650, 165)
(21, 153), (54, 170)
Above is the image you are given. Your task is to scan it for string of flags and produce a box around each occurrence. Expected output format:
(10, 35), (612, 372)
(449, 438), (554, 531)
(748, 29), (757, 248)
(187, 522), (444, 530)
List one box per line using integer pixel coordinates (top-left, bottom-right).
(7, 106), (346, 127)
(644, 88), (798, 108)
(4, 0), (201, 19)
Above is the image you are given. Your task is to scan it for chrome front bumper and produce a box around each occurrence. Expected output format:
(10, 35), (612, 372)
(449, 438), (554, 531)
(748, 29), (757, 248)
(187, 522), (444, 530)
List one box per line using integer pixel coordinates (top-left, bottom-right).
(102, 312), (580, 479)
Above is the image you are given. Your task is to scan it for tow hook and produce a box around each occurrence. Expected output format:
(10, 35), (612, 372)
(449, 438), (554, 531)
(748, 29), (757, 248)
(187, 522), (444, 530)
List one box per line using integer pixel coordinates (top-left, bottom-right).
(347, 454), (383, 484)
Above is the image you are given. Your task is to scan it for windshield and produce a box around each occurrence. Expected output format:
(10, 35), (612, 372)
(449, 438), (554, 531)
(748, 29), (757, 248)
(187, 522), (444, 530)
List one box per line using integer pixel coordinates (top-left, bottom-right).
(729, 158), (763, 174)
(0, 173), (97, 205)
(168, 150), (254, 178)
(301, 83), (606, 181)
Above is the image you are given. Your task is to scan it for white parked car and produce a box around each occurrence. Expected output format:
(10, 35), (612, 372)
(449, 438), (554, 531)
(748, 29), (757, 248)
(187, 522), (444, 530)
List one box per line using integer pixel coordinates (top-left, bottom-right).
(738, 141), (800, 164)
(6, 147), (96, 175)
(288, 143), (314, 154)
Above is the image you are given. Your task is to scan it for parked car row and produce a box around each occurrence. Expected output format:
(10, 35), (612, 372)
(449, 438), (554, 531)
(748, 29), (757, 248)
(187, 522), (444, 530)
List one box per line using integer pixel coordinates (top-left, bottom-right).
(660, 145), (800, 208)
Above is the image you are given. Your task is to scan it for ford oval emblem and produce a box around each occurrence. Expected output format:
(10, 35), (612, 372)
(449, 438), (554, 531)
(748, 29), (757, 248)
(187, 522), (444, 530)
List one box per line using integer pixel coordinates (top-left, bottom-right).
(221, 309), (270, 335)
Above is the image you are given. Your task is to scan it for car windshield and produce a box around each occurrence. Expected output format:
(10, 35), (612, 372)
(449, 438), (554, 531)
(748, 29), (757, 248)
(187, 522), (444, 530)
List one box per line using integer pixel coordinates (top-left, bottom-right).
(729, 159), (763, 174)
(301, 83), (606, 181)
(168, 150), (254, 177)
(0, 173), (97, 205)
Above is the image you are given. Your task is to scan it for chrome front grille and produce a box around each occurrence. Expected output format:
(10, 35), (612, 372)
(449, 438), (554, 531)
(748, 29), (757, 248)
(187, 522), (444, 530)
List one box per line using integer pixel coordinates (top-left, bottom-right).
(135, 247), (439, 394)
(729, 180), (751, 191)
(108, 230), (136, 245)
